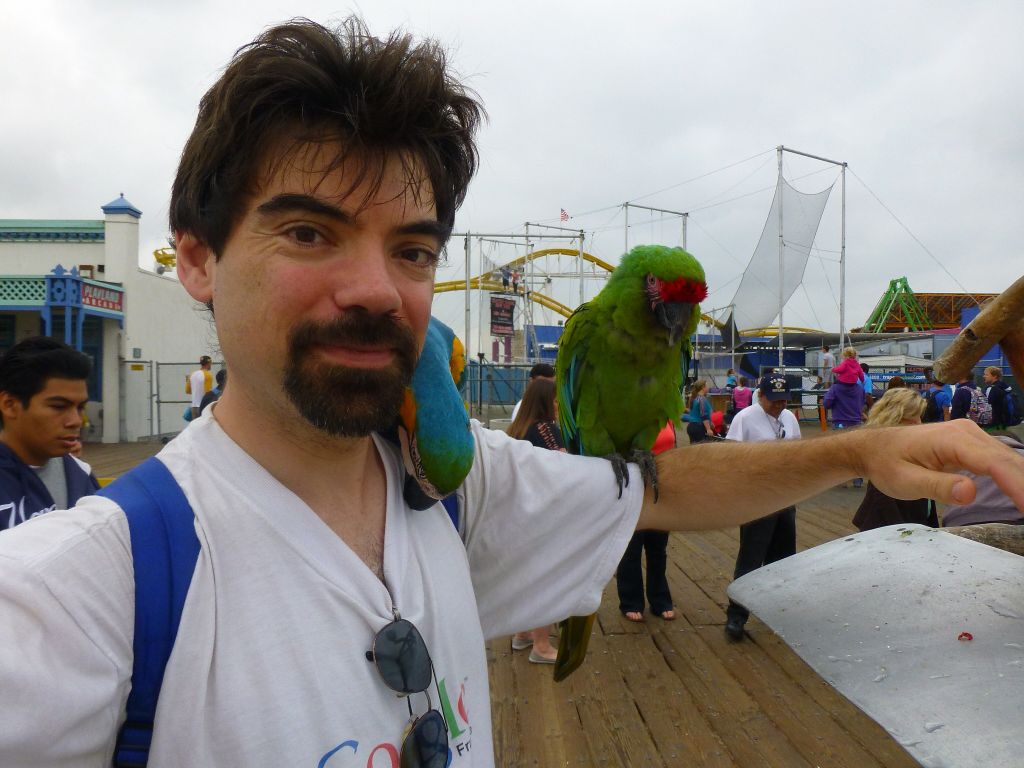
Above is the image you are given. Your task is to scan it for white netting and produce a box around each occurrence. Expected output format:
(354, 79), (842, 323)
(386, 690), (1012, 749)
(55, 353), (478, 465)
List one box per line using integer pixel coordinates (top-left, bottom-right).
(726, 176), (833, 333)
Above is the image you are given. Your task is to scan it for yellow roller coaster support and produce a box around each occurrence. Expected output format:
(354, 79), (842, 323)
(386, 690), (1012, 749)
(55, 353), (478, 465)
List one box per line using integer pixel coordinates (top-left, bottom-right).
(434, 246), (718, 325)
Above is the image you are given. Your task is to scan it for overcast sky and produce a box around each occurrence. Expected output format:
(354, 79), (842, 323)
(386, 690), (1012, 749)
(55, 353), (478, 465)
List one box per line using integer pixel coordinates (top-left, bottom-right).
(4, 1), (1022, 350)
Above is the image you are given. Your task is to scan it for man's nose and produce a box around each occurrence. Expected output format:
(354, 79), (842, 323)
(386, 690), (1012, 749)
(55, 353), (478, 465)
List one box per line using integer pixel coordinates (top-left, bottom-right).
(333, 246), (402, 314)
(66, 408), (83, 430)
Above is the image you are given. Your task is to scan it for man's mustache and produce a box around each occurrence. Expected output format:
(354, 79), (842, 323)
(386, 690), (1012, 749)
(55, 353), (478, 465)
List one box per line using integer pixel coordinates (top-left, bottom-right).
(289, 313), (418, 365)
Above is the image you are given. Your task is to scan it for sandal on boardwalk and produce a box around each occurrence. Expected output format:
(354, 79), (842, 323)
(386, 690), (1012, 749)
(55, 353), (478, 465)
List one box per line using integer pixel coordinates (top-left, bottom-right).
(511, 635), (533, 651)
(655, 609), (676, 621)
(528, 649), (557, 664)
(622, 610), (644, 623)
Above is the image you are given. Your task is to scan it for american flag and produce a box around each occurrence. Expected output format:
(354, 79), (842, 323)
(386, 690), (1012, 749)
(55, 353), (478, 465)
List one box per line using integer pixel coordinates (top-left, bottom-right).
(560, 208), (569, 221)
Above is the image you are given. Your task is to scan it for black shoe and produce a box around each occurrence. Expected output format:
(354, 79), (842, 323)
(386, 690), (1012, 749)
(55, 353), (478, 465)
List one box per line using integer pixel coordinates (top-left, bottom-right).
(724, 617), (746, 641)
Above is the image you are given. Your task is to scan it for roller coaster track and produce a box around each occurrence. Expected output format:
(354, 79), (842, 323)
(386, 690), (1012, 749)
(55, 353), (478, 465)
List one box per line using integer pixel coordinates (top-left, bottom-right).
(435, 247), (720, 325)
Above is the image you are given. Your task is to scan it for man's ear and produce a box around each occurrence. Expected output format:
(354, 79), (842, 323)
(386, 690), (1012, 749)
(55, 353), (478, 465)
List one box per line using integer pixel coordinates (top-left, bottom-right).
(0, 391), (23, 423)
(175, 231), (216, 303)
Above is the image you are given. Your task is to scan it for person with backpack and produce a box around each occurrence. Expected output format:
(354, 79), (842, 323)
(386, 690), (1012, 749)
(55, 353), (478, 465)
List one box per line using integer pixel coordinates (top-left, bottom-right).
(2, 17), (1024, 768)
(983, 366), (1020, 428)
(922, 379), (951, 423)
(951, 375), (993, 426)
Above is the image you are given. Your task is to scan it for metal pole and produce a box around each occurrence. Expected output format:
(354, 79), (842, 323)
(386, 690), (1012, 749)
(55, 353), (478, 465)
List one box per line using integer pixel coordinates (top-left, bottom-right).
(777, 146), (785, 369)
(624, 203), (629, 255)
(464, 233), (471, 364)
(730, 305), (736, 377)
(478, 237), (485, 368)
(780, 146), (845, 166)
(681, 213), (688, 250)
(578, 230), (585, 306)
(840, 162), (847, 349)
(155, 361), (161, 435)
(524, 223), (530, 361)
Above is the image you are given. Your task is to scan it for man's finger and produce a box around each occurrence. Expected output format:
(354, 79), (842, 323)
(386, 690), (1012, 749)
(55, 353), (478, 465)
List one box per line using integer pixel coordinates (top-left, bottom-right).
(872, 460), (978, 506)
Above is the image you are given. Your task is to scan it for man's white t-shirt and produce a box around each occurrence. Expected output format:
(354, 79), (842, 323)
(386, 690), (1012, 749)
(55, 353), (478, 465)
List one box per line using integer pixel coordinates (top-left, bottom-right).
(0, 412), (642, 767)
(821, 352), (835, 385)
(726, 401), (802, 444)
(189, 369), (208, 409)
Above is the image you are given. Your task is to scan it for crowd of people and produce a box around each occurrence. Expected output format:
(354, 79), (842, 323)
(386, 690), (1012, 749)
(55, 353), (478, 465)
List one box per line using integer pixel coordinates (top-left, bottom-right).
(1, 16), (1023, 767)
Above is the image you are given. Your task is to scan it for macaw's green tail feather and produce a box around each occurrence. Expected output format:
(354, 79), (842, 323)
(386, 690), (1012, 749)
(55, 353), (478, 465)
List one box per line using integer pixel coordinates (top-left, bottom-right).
(553, 613), (597, 682)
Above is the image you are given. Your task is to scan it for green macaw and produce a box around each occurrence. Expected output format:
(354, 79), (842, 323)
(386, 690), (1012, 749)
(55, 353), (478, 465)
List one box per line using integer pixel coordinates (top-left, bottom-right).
(385, 316), (475, 511)
(553, 244), (707, 681)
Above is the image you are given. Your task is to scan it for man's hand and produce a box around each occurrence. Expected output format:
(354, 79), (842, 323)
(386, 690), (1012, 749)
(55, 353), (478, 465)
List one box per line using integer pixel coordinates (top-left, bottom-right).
(639, 419), (1024, 532)
(855, 419), (1024, 508)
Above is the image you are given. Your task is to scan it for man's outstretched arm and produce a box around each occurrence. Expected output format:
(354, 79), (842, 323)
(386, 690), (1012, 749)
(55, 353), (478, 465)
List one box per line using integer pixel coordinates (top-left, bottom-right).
(638, 420), (1024, 531)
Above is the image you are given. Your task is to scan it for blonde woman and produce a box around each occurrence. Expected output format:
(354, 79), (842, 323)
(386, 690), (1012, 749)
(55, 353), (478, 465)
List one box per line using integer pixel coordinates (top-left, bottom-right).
(852, 388), (938, 531)
(682, 380), (714, 444)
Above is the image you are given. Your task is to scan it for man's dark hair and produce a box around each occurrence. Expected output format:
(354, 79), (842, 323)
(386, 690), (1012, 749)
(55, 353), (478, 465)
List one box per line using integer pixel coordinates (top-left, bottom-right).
(0, 337), (92, 407)
(170, 17), (484, 256)
(860, 362), (870, 372)
(823, 345), (830, 352)
(529, 363), (555, 380)
(215, 369), (227, 387)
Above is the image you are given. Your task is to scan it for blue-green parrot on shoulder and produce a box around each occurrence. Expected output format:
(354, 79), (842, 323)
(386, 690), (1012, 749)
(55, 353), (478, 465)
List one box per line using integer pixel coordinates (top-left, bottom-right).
(384, 316), (475, 511)
(553, 244), (707, 681)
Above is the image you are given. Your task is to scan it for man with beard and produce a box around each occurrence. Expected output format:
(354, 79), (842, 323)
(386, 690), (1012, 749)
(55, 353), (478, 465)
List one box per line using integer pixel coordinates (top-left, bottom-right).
(1, 18), (1023, 768)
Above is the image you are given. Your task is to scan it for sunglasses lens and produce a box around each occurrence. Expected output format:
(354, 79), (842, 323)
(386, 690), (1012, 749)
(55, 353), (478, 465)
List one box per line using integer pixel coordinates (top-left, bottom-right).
(400, 709), (449, 768)
(374, 619), (432, 694)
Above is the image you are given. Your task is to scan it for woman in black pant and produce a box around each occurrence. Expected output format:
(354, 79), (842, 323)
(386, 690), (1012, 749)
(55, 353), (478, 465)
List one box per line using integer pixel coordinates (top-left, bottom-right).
(616, 421), (676, 622)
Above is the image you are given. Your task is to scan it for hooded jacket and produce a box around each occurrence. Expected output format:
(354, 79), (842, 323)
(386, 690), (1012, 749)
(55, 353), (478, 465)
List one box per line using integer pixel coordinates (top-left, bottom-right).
(823, 381), (864, 427)
(986, 379), (1014, 427)
(0, 442), (99, 531)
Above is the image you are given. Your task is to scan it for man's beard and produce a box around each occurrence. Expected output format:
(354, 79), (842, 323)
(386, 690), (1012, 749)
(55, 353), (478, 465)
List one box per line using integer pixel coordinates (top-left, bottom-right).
(284, 312), (418, 438)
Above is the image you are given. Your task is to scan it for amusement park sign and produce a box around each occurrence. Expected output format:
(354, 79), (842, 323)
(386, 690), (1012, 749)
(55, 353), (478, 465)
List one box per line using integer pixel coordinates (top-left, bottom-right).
(490, 296), (515, 336)
(81, 282), (124, 313)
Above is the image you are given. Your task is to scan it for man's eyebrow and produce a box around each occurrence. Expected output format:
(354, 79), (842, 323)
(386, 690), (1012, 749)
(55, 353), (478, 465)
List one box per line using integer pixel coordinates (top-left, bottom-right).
(255, 194), (353, 222)
(255, 195), (445, 241)
(43, 396), (86, 407)
(396, 219), (447, 242)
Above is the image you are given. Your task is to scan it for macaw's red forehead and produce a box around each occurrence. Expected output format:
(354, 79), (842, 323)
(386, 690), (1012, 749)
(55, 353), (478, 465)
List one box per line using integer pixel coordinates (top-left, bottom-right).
(659, 276), (708, 304)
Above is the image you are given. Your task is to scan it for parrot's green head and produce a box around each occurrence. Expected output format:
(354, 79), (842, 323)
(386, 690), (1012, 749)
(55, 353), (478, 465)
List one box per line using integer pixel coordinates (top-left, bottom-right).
(609, 245), (708, 347)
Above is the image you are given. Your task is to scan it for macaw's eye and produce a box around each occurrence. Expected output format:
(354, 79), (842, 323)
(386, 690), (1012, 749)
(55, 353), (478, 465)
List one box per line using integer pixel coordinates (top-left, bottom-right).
(646, 274), (658, 288)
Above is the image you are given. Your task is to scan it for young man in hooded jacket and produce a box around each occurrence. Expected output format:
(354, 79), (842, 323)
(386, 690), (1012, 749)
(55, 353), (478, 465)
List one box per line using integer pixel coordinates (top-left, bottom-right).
(0, 336), (98, 530)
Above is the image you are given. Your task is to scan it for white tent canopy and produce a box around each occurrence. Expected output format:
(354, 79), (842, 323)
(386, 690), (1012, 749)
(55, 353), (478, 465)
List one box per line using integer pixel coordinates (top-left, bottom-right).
(726, 176), (833, 334)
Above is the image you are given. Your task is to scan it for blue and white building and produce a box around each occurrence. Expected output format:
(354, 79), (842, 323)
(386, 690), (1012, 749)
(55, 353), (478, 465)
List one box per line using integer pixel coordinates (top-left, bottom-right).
(0, 196), (217, 442)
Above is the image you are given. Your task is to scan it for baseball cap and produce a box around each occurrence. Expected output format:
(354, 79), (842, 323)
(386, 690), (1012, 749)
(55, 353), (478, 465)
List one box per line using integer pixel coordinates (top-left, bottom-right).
(758, 374), (790, 401)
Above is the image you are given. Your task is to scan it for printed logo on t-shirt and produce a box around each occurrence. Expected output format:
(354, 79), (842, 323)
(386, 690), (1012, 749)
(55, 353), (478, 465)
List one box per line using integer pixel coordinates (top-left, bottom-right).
(1, 496), (55, 529)
(317, 674), (472, 766)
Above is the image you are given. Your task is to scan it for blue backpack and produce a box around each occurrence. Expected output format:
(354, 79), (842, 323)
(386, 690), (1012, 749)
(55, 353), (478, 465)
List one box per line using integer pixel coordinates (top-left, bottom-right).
(99, 457), (461, 767)
(98, 458), (199, 768)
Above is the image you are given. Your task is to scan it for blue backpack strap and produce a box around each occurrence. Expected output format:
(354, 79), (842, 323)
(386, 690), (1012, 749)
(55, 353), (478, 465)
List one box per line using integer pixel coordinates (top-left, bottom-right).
(441, 493), (460, 531)
(99, 457), (199, 768)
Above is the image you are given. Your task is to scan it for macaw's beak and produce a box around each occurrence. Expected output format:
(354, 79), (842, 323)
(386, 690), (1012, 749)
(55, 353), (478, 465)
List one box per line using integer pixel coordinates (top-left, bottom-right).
(656, 301), (693, 346)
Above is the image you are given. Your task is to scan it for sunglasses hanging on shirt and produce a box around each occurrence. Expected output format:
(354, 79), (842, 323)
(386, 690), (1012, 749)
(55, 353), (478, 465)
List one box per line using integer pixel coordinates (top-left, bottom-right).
(366, 616), (449, 768)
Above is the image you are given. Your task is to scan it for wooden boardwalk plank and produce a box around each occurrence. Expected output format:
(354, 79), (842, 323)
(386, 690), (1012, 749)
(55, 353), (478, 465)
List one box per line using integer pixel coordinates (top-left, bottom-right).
(488, 484), (924, 767)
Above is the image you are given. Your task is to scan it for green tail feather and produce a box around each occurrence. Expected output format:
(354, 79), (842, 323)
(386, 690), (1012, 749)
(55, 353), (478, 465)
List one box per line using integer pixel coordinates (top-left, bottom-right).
(553, 613), (597, 683)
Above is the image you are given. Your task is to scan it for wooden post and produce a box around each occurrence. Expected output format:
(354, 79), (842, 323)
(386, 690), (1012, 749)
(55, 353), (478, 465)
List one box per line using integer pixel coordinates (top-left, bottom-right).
(942, 523), (1024, 558)
(933, 274), (1024, 383)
